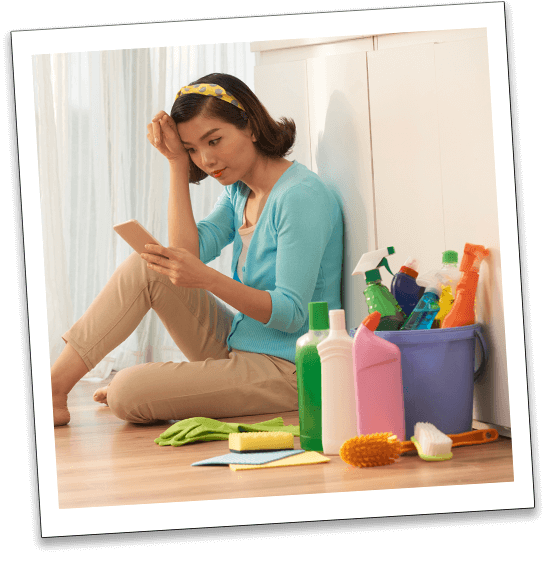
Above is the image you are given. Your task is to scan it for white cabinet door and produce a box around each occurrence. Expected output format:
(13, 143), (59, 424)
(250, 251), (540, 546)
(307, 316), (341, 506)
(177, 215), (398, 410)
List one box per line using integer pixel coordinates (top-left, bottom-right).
(367, 38), (509, 428)
(367, 42), (447, 277)
(434, 37), (508, 428)
(306, 52), (376, 331)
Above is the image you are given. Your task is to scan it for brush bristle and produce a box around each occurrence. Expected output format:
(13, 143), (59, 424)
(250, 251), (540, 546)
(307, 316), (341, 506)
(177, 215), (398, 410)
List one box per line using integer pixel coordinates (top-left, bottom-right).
(414, 422), (452, 457)
(339, 433), (403, 467)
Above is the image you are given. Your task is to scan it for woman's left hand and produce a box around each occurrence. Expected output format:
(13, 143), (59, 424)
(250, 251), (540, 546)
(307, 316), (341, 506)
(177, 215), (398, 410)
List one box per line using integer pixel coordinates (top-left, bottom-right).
(141, 245), (213, 289)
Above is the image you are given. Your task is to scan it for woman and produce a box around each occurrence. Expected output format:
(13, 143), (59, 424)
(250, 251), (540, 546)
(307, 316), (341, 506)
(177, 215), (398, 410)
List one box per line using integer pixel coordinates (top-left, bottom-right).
(51, 73), (343, 427)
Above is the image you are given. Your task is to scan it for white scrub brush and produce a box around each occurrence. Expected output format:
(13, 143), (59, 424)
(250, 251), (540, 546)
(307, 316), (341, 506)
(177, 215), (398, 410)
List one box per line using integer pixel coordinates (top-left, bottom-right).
(410, 422), (454, 461)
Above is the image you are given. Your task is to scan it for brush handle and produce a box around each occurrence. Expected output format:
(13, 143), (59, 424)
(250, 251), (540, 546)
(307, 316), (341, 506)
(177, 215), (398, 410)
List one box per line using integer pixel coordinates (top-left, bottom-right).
(400, 428), (499, 453)
(447, 428), (499, 447)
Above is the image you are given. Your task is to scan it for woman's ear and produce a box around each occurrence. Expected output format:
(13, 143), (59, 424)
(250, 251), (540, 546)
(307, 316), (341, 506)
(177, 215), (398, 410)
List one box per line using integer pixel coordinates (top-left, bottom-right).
(247, 122), (257, 143)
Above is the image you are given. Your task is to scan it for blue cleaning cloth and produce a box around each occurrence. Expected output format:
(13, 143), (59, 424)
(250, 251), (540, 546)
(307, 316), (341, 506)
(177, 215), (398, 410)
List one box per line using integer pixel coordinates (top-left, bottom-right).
(192, 449), (305, 466)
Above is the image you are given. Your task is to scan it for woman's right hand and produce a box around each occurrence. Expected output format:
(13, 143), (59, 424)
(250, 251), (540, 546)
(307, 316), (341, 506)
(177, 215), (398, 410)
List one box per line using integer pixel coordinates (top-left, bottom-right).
(147, 111), (189, 166)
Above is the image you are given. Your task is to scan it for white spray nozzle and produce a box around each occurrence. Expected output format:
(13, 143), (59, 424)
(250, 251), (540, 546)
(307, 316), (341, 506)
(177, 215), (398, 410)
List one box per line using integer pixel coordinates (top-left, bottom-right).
(416, 270), (453, 297)
(352, 246), (395, 276)
(403, 257), (419, 271)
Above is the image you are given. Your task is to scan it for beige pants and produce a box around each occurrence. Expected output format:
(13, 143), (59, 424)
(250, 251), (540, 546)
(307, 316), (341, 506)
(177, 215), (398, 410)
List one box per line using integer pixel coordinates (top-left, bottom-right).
(62, 252), (298, 424)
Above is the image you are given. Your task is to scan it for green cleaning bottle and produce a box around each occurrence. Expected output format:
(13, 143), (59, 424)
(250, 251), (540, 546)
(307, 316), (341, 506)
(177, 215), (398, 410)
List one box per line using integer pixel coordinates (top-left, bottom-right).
(352, 246), (405, 331)
(295, 301), (330, 452)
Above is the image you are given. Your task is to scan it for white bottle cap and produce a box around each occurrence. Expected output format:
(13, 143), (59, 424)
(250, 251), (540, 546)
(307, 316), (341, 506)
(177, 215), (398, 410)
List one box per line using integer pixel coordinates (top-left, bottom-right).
(329, 309), (346, 331)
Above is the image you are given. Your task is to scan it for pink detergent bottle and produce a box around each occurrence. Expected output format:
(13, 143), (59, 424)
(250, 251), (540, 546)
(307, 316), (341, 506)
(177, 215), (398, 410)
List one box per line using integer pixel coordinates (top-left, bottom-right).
(352, 311), (405, 441)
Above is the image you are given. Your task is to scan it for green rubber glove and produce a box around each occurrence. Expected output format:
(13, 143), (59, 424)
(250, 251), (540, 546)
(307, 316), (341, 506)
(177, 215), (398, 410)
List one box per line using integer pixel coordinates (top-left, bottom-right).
(155, 416), (300, 447)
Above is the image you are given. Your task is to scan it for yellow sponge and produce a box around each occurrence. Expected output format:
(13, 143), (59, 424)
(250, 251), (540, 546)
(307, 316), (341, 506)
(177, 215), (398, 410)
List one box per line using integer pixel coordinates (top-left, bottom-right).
(228, 431), (294, 452)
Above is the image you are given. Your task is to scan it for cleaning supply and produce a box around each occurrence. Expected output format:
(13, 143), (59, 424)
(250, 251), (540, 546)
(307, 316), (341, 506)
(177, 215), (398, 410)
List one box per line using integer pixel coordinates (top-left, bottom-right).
(339, 427), (499, 467)
(317, 309), (357, 455)
(442, 243), (490, 328)
(230, 451), (330, 471)
(410, 422), (453, 461)
(352, 311), (405, 440)
(433, 250), (461, 327)
(229, 431), (294, 452)
(295, 301), (330, 452)
(390, 257), (424, 317)
(154, 416), (299, 447)
(433, 286), (453, 329)
(375, 324), (488, 438)
(400, 270), (450, 330)
(192, 449), (304, 466)
(352, 246), (405, 331)
(339, 432), (403, 467)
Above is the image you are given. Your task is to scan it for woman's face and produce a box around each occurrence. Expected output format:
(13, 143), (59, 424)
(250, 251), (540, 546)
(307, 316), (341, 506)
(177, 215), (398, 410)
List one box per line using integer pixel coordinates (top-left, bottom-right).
(176, 114), (258, 185)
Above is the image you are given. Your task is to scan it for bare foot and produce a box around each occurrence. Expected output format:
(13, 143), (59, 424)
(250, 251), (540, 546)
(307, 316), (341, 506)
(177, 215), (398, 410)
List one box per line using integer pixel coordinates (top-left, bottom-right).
(53, 393), (70, 426)
(93, 386), (109, 405)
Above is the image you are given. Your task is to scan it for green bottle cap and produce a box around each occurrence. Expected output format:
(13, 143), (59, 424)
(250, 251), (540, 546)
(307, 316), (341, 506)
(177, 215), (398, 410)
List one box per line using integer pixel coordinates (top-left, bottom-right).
(442, 250), (458, 264)
(365, 268), (382, 283)
(308, 302), (329, 330)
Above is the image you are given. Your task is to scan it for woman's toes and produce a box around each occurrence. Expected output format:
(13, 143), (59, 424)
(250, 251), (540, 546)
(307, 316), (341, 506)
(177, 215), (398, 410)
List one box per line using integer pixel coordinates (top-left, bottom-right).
(93, 386), (109, 405)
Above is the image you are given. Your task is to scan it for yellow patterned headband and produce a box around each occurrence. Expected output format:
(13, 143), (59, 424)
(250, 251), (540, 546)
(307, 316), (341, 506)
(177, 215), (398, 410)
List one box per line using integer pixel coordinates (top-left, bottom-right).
(175, 83), (247, 118)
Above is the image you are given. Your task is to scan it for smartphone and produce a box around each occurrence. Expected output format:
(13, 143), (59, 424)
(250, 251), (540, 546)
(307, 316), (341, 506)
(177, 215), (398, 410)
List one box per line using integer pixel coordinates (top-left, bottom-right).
(113, 219), (168, 259)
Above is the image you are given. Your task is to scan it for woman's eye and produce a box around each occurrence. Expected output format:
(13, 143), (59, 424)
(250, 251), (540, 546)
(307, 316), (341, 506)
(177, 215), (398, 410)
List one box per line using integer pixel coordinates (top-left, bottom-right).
(209, 138), (221, 146)
(186, 147), (195, 154)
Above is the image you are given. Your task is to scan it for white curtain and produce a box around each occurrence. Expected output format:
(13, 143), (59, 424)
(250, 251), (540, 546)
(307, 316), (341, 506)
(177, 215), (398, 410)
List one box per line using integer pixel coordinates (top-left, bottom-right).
(32, 44), (256, 381)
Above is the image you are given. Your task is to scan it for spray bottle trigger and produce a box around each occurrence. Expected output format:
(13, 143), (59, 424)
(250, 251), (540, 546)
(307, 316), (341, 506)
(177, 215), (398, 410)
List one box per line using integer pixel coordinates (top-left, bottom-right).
(379, 257), (394, 276)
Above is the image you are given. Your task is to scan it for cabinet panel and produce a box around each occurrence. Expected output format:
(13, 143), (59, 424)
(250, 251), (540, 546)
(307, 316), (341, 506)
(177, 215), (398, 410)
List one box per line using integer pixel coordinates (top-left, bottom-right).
(434, 37), (509, 427)
(307, 52), (376, 331)
(368, 38), (509, 428)
(367, 42), (447, 278)
(254, 61), (311, 169)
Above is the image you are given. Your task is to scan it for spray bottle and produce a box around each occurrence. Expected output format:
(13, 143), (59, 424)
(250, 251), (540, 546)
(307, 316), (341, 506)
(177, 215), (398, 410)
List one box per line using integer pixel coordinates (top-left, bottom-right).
(400, 270), (451, 330)
(390, 257), (425, 317)
(295, 302), (330, 452)
(442, 243), (490, 328)
(433, 250), (462, 328)
(317, 309), (357, 455)
(352, 246), (405, 331)
(352, 311), (405, 440)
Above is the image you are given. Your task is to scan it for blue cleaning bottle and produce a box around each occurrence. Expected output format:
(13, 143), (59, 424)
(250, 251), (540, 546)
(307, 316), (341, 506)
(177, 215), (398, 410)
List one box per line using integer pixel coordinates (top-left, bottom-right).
(390, 257), (425, 317)
(400, 271), (450, 330)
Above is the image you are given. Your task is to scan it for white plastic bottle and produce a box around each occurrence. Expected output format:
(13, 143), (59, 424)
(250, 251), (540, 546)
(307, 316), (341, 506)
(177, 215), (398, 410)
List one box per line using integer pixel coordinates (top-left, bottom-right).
(317, 309), (357, 455)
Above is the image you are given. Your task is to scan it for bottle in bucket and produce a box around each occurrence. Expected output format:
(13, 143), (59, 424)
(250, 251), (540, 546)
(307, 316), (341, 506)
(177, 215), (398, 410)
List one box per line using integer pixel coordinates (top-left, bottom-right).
(352, 246), (405, 331)
(442, 243), (490, 328)
(433, 250), (461, 328)
(317, 309), (357, 455)
(295, 302), (330, 452)
(400, 270), (451, 330)
(353, 311), (405, 440)
(390, 256), (425, 317)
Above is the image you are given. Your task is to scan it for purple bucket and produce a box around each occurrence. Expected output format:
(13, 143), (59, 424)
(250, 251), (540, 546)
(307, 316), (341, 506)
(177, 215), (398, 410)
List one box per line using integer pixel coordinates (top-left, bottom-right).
(375, 324), (488, 439)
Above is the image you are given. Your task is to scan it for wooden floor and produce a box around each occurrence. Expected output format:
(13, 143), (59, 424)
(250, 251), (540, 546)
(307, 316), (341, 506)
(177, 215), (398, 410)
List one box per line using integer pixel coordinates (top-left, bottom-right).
(54, 375), (514, 509)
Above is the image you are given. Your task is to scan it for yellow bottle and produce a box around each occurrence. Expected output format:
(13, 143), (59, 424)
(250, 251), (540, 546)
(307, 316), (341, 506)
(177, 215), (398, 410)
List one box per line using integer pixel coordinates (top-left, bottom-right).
(433, 251), (461, 327)
(435, 285), (454, 323)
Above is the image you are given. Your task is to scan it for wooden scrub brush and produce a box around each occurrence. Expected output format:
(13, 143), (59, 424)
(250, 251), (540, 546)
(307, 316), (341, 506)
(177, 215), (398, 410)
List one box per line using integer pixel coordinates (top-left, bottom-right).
(339, 426), (499, 467)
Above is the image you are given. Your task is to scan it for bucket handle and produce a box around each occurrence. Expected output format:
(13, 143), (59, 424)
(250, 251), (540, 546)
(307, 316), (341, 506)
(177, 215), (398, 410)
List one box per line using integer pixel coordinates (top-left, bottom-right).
(473, 328), (488, 383)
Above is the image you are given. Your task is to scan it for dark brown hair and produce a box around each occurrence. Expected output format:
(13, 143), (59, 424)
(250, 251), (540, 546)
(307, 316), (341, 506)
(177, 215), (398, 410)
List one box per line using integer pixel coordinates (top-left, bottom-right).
(170, 73), (296, 184)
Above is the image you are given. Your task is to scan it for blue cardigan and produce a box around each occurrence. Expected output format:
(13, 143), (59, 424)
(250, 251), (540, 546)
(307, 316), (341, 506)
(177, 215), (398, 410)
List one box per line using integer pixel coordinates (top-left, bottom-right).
(197, 161), (343, 363)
